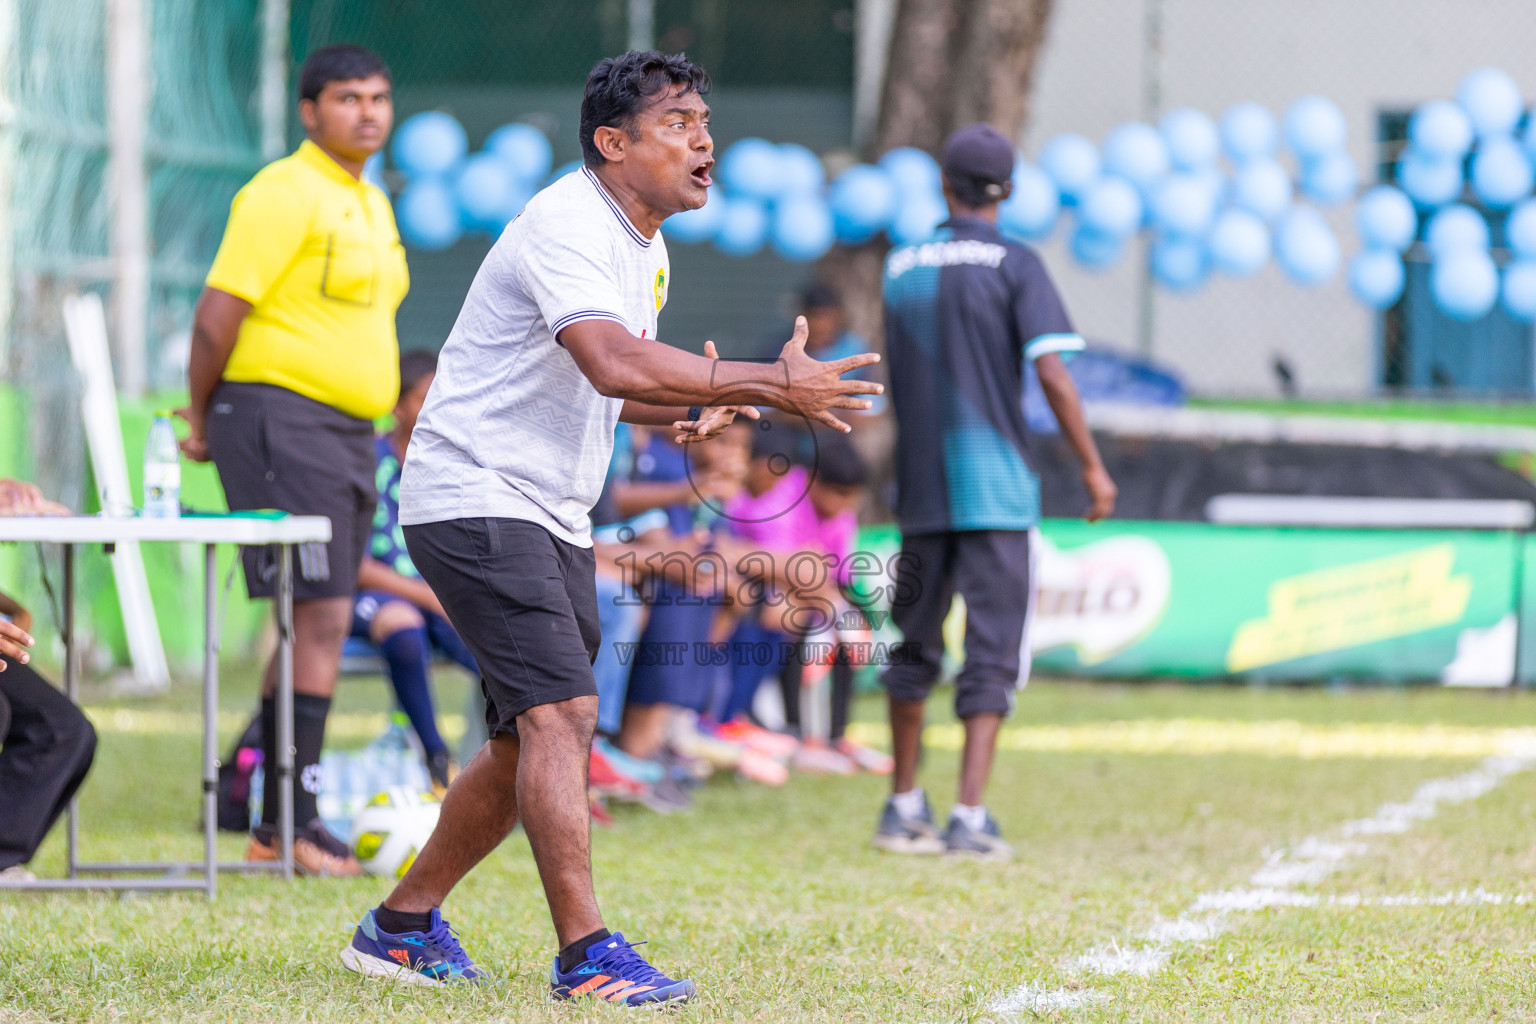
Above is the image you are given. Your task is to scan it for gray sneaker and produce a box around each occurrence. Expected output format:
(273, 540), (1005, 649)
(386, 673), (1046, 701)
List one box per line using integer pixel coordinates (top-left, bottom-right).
(872, 794), (946, 854)
(943, 811), (1015, 861)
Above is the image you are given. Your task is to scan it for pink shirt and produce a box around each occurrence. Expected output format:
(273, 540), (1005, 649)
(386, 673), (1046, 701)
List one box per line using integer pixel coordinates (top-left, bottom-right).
(724, 466), (857, 583)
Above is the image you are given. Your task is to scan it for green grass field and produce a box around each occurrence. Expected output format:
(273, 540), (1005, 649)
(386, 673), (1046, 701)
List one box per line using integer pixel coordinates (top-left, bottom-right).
(4, 668), (1536, 1023)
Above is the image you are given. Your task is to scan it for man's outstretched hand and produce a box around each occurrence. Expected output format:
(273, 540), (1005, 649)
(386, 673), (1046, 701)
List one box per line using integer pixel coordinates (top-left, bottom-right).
(778, 316), (883, 433)
(0, 618), (34, 669)
(673, 340), (762, 443)
(0, 478), (70, 517)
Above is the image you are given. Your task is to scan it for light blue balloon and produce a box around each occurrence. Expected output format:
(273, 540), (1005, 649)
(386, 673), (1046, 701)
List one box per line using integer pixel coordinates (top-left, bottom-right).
(1396, 150), (1463, 207)
(1220, 103), (1279, 164)
(1354, 185), (1417, 252)
(1348, 249), (1405, 308)
(890, 192), (948, 246)
(362, 153), (386, 190)
(1457, 67), (1523, 138)
(396, 179), (462, 251)
(1284, 95), (1347, 162)
(1102, 122), (1169, 192)
(879, 146), (943, 201)
(392, 111), (468, 178)
(998, 163), (1059, 240)
(1425, 203), (1489, 257)
(771, 195), (834, 261)
(1275, 205), (1340, 285)
(1506, 198), (1536, 260)
(1039, 134), (1100, 201)
(1207, 208), (1270, 276)
(1151, 234), (1207, 291)
(715, 197), (769, 256)
(1431, 249), (1498, 320)
(829, 164), (899, 243)
(1470, 136), (1533, 208)
(1300, 151), (1358, 206)
(485, 123), (553, 183)
(1150, 173), (1219, 237)
(454, 153), (519, 230)
(719, 138), (783, 201)
(1501, 261), (1536, 320)
(662, 192), (727, 244)
(1408, 100), (1473, 160)
(1070, 223), (1124, 268)
(1160, 108), (1220, 171)
(546, 159), (584, 186)
(1079, 176), (1142, 237)
(1230, 159), (1292, 222)
(776, 144), (826, 197)
(1522, 113), (1536, 164)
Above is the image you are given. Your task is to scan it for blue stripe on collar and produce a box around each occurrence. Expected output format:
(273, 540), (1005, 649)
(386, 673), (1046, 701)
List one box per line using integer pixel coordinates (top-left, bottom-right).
(582, 167), (653, 248)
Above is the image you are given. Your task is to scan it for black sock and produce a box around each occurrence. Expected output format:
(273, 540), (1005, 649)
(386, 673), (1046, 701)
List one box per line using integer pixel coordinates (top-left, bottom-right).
(560, 928), (612, 973)
(375, 903), (434, 935)
(258, 697), (279, 827)
(292, 693), (331, 827)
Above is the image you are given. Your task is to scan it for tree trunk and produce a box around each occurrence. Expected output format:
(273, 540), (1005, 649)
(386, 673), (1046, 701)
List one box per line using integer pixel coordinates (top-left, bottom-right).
(831, 0), (1057, 346)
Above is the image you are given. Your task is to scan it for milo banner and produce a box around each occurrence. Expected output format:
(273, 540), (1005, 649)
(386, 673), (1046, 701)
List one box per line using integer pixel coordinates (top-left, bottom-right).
(855, 521), (1536, 685)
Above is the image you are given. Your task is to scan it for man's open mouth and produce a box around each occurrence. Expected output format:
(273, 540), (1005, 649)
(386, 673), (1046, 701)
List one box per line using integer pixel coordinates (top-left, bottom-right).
(690, 162), (714, 187)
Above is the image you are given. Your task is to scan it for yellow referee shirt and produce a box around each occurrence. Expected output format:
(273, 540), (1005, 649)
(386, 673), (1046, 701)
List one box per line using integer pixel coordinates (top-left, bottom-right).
(206, 140), (409, 421)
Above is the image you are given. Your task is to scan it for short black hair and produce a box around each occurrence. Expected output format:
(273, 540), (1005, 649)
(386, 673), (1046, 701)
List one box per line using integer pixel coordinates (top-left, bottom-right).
(579, 50), (710, 167)
(813, 435), (868, 489)
(799, 282), (841, 313)
(399, 349), (438, 398)
(299, 44), (391, 103)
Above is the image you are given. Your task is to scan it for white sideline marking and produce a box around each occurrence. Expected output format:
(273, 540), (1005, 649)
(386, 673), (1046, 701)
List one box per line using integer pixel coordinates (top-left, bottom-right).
(988, 748), (1536, 1018)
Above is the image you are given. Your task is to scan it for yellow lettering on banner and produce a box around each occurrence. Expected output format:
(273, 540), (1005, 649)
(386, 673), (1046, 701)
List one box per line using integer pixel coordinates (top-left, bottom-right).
(1225, 544), (1472, 672)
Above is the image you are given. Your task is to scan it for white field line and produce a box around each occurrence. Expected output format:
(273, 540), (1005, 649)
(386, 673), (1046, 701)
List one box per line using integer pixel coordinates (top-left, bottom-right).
(991, 747), (1536, 1018)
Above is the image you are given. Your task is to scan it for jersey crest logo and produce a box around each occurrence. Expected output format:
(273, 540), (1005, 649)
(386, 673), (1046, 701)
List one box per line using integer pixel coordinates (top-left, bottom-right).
(654, 268), (666, 310)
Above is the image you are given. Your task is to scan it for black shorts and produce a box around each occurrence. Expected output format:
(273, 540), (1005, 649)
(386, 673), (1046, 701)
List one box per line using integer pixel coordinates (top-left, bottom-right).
(881, 529), (1031, 719)
(404, 517), (600, 739)
(205, 382), (376, 602)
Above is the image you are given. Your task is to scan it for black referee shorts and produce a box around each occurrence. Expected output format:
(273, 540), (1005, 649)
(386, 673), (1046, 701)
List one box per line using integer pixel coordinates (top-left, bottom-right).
(404, 517), (601, 739)
(882, 529), (1031, 719)
(206, 382), (376, 602)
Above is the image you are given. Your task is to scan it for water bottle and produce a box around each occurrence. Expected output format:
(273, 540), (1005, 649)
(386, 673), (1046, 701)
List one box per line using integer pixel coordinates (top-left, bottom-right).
(142, 413), (181, 518)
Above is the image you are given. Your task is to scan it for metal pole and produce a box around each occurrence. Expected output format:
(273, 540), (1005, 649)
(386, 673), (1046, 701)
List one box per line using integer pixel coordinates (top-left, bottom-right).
(105, 0), (149, 397)
(202, 544), (219, 899)
(852, 0), (898, 153)
(1135, 0), (1164, 357)
(63, 544), (77, 878)
(258, 0), (290, 161)
(626, 0), (654, 52)
(277, 544), (294, 880)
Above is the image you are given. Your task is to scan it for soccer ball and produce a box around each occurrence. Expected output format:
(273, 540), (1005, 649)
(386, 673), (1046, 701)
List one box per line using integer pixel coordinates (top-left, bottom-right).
(349, 786), (441, 879)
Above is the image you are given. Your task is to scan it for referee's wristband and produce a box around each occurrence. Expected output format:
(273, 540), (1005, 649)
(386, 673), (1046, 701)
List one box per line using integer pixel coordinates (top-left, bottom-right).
(688, 406), (703, 421)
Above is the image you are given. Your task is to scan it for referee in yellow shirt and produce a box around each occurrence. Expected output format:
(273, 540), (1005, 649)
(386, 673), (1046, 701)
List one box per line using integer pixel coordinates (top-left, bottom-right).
(181, 44), (407, 876)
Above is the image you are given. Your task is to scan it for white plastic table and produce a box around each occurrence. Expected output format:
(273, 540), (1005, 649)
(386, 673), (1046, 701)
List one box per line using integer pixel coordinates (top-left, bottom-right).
(0, 513), (331, 898)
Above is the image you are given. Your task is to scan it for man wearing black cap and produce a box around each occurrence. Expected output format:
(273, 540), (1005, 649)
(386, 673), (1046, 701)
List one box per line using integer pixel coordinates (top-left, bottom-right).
(875, 123), (1116, 860)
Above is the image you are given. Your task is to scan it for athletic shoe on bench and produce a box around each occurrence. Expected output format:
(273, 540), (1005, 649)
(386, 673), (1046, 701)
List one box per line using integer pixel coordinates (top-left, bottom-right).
(589, 746), (648, 801)
(245, 819), (363, 876)
(872, 793), (946, 855)
(943, 811), (1015, 861)
(550, 932), (695, 1007)
(340, 907), (486, 985)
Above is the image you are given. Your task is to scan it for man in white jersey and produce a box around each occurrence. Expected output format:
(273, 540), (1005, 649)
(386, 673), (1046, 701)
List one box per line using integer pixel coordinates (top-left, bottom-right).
(339, 51), (881, 1004)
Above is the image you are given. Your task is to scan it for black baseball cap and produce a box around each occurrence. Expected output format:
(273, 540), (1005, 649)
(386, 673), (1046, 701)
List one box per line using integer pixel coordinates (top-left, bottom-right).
(940, 123), (1015, 202)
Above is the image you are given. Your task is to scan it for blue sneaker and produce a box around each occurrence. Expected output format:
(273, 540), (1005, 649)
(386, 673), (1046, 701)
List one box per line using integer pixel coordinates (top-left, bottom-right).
(550, 932), (695, 1006)
(340, 908), (486, 986)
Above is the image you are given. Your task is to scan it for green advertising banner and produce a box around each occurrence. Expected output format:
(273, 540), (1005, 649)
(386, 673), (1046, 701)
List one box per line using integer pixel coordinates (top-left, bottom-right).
(856, 520), (1533, 685)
